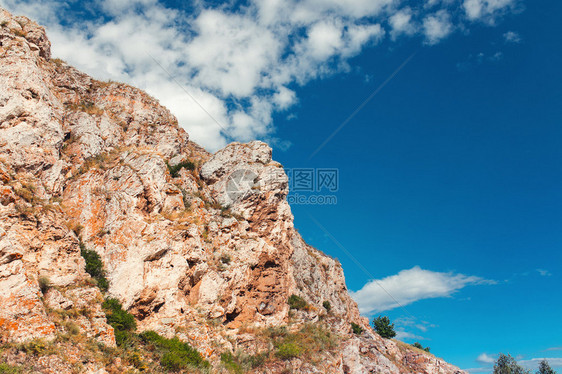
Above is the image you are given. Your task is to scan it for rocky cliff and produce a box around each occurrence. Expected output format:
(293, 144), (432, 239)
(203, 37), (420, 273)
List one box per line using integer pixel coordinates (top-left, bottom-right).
(0, 8), (466, 374)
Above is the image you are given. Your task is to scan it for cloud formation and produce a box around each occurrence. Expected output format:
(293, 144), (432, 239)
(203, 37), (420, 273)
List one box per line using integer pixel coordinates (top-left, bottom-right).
(476, 353), (496, 364)
(0, 0), (521, 150)
(504, 30), (522, 43)
(351, 266), (495, 314)
(519, 358), (562, 370)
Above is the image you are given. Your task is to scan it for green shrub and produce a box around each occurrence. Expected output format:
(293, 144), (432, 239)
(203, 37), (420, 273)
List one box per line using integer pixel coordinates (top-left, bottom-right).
(166, 160), (195, 178)
(351, 322), (363, 335)
(38, 276), (51, 294)
(412, 342), (430, 352)
(19, 340), (48, 355)
(322, 300), (331, 312)
(372, 315), (396, 339)
(102, 298), (136, 346)
(0, 363), (23, 373)
(80, 243), (109, 292)
(288, 294), (309, 310)
(139, 330), (210, 370)
(221, 352), (243, 373)
(276, 342), (302, 360)
(271, 323), (335, 362)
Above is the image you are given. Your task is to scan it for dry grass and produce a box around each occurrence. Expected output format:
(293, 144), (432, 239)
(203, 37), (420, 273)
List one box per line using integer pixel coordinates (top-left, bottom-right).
(51, 58), (66, 66)
(66, 101), (104, 116)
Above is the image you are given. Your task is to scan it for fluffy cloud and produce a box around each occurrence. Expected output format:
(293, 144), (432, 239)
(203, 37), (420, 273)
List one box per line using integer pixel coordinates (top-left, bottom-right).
(389, 7), (417, 38)
(476, 353), (496, 364)
(351, 266), (495, 315)
(463, 0), (518, 23)
(423, 10), (453, 44)
(0, 0), (522, 150)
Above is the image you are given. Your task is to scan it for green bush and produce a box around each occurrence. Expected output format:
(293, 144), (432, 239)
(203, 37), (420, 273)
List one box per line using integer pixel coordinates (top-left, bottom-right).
(288, 294), (309, 310)
(139, 330), (209, 370)
(351, 322), (363, 335)
(80, 243), (109, 292)
(322, 300), (331, 312)
(102, 298), (136, 346)
(221, 352), (243, 373)
(220, 351), (267, 373)
(276, 342), (302, 360)
(372, 316), (396, 339)
(167, 160), (195, 178)
(412, 342), (430, 353)
(38, 276), (51, 294)
(0, 363), (23, 373)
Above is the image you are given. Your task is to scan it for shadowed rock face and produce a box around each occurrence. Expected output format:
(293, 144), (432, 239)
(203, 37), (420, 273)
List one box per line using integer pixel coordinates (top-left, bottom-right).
(0, 8), (466, 373)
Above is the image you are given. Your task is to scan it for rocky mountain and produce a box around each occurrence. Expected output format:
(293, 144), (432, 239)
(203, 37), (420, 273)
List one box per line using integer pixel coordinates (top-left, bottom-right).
(0, 8), (466, 374)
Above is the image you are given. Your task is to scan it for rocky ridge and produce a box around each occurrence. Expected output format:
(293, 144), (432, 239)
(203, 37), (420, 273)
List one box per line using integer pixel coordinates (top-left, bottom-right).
(0, 8), (466, 374)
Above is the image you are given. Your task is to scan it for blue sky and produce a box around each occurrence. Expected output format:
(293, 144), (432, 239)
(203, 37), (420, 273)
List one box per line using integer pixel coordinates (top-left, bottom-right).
(2, 0), (560, 371)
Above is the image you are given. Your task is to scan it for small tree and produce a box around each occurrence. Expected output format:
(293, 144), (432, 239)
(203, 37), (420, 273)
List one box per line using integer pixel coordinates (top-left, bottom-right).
(537, 360), (556, 374)
(493, 354), (531, 374)
(372, 315), (396, 339)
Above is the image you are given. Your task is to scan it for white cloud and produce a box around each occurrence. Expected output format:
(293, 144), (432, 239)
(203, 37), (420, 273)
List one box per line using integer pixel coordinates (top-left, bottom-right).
(423, 10), (453, 45)
(0, 0), (522, 151)
(463, 0), (517, 23)
(389, 7), (417, 38)
(504, 30), (522, 43)
(477, 353), (496, 364)
(395, 330), (426, 341)
(394, 316), (435, 332)
(519, 358), (562, 370)
(351, 266), (495, 315)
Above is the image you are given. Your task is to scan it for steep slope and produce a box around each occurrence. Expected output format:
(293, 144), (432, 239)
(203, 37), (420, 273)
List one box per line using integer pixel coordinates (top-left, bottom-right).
(0, 8), (465, 374)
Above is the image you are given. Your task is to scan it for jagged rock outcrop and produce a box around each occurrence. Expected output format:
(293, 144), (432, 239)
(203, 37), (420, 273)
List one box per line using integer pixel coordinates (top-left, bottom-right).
(0, 8), (466, 374)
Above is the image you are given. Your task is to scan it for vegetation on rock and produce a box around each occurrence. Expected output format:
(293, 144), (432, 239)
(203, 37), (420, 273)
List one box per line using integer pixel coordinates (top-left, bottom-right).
(351, 322), (364, 335)
(139, 331), (210, 371)
(80, 242), (109, 292)
(412, 342), (430, 353)
(167, 159), (195, 178)
(373, 316), (396, 339)
(288, 294), (309, 310)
